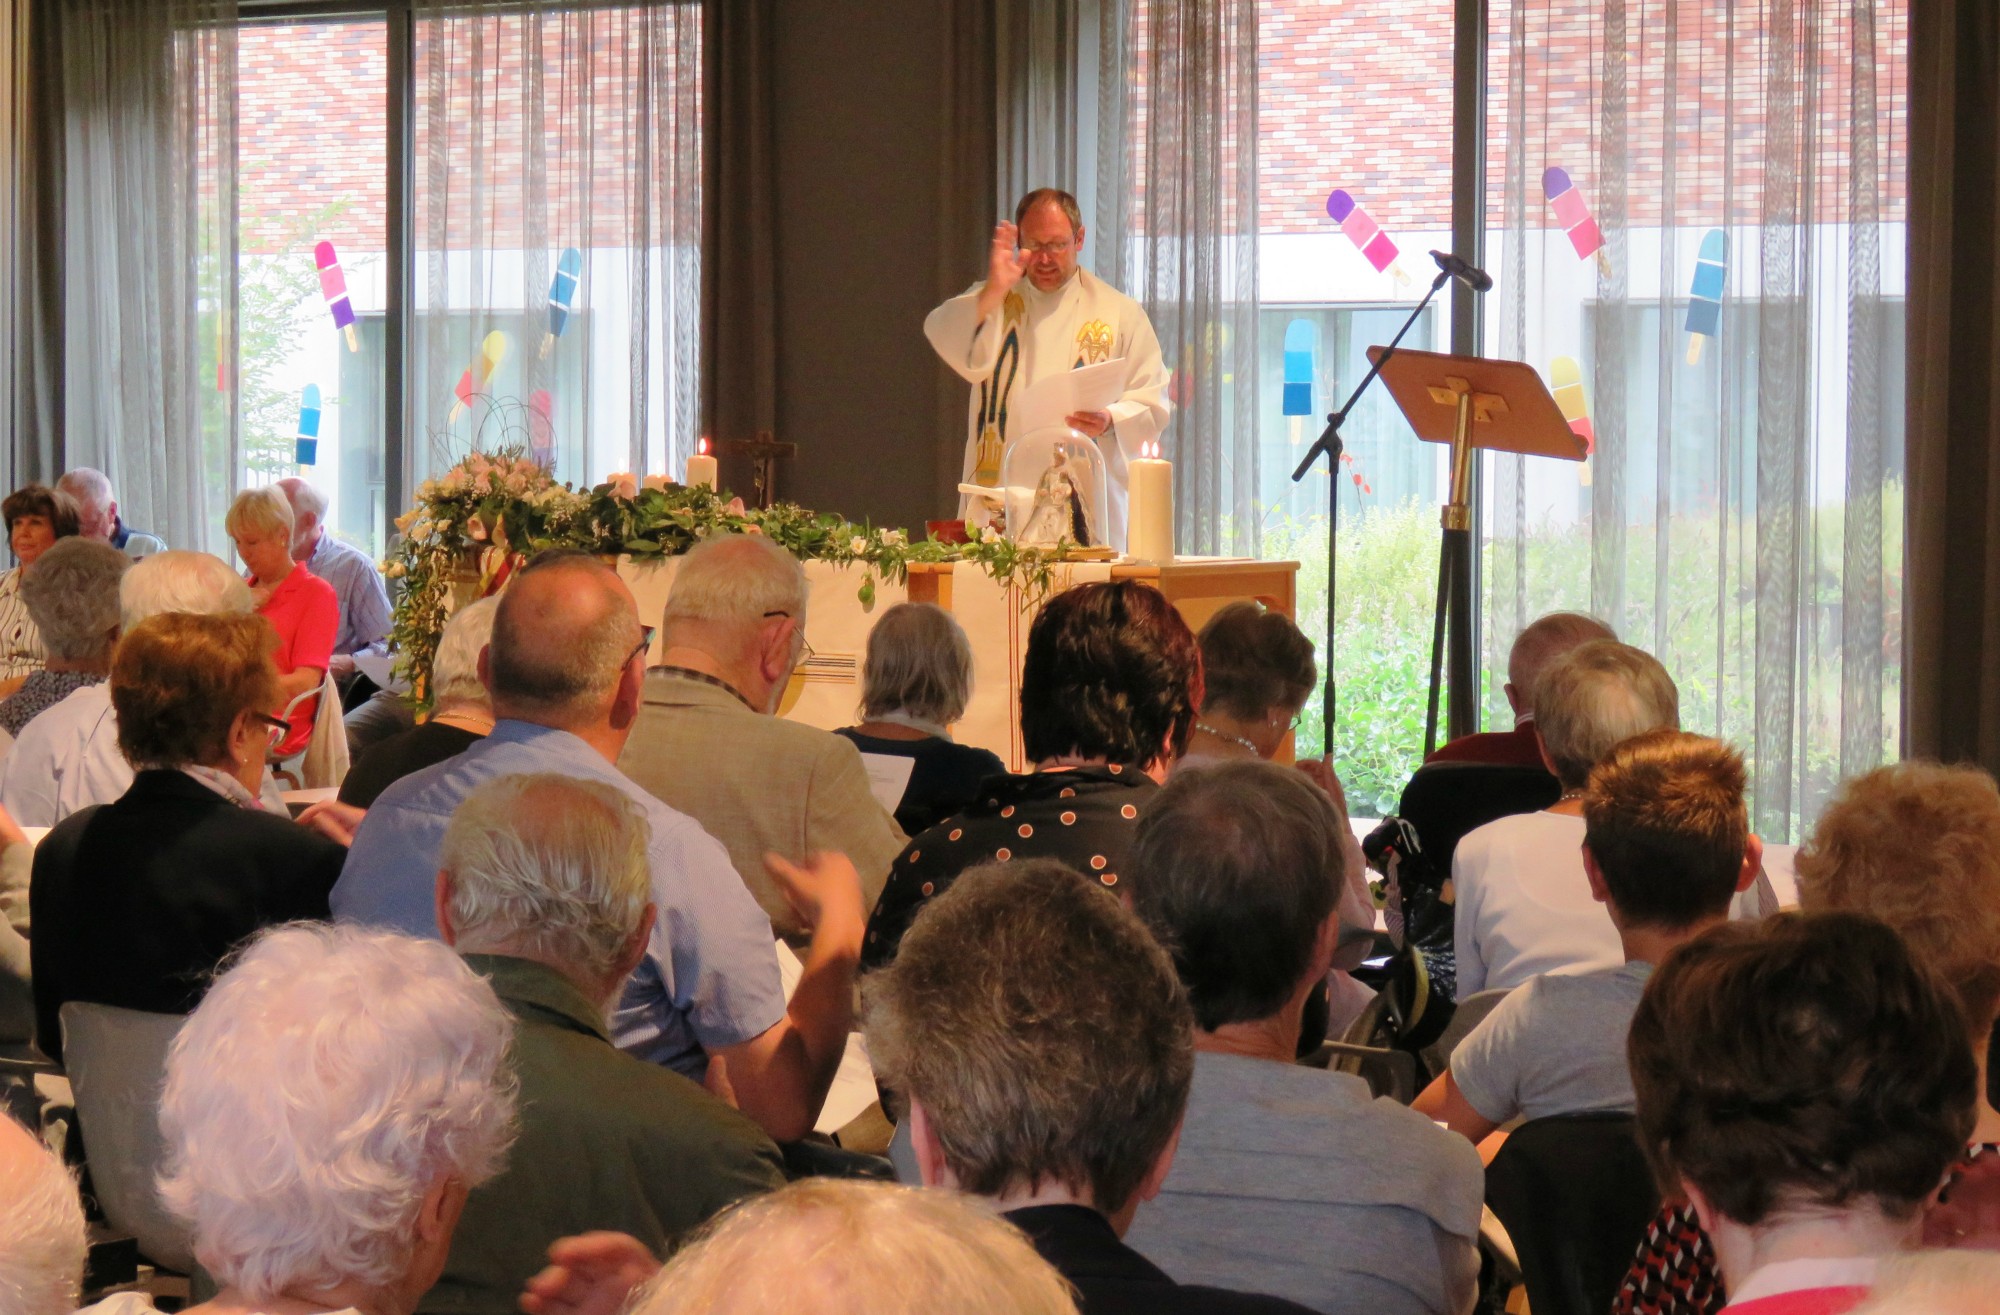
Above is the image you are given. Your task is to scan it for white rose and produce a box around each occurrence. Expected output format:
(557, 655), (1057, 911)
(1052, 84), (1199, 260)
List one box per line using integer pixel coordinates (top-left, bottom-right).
(848, 535), (870, 555)
(881, 528), (906, 546)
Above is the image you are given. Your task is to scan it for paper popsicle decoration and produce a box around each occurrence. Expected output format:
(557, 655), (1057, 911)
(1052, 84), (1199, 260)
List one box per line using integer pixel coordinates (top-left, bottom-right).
(1549, 357), (1594, 452)
(295, 384), (322, 467)
(1542, 167), (1611, 275)
(449, 331), (510, 423)
(1685, 229), (1728, 365)
(1282, 319), (1318, 447)
(1324, 189), (1409, 284)
(542, 248), (583, 358)
(314, 241), (359, 353)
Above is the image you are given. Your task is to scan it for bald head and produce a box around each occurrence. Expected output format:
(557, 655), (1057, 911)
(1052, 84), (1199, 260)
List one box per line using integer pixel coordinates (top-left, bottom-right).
(275, 477), (326, 559)
(56, 469), (114, 542)
(1507, 611), (1618, 717)
(488, 552), (643, 728)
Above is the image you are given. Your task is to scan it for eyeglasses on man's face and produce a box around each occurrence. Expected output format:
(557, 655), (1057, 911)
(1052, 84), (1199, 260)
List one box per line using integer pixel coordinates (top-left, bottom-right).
(763, 610), (815, 672)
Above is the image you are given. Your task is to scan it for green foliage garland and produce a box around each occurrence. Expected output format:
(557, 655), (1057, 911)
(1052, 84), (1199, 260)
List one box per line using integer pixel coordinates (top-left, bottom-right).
(386, 448), (1090, 707)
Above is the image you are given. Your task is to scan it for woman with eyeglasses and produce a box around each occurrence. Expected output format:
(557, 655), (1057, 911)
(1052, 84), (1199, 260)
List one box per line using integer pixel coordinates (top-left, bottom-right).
(1177, 600), (1377, 1035)
(27, 611), (345, 1064)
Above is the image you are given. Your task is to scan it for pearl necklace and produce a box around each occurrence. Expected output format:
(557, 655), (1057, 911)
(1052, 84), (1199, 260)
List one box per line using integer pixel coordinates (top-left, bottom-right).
(1193, 721), (1261, 755)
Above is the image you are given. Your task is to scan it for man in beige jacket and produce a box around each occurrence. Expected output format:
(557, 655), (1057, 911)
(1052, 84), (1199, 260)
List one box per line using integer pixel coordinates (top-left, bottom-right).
(620, 535), (906, 944)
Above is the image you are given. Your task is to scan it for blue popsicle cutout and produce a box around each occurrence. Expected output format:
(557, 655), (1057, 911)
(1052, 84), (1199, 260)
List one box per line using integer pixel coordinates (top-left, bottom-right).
(543, 247), (583, 356)
(1282, 319), (1318, 417)
(1684, 229), (1727, 363)
(295, 384), (322, 466)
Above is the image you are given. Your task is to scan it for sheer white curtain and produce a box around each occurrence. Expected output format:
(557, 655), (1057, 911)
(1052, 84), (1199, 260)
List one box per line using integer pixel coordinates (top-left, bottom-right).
(51, 0), (236, 552)
(411, 0), (701, 487)
(1482, 0), (1904, 838)
(991, 0), (1257, 555)
(1093, 0), (1260, 557)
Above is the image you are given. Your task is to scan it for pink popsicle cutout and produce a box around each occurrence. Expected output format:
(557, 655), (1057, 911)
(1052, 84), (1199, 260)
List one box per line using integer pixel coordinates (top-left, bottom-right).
(1542, 168), (1610, 274)
(314, 240), (359, 352)
(1324, 190), (1407, 281)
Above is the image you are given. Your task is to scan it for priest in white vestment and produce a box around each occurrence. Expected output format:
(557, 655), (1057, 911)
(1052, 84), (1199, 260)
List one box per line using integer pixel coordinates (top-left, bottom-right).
(925, 188), (1171, 551)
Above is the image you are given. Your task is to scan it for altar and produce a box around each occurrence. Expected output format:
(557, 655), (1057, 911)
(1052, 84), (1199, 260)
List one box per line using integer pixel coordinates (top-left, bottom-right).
(617, 555), (1300, 771)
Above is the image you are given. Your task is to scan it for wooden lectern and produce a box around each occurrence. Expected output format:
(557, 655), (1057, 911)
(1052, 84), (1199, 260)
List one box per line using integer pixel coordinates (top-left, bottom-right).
(1366, 346), (1587, 756)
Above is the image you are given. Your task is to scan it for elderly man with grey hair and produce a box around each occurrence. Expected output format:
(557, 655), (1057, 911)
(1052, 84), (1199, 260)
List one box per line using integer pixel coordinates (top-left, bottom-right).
(427, 772), (785, 1315)
(0, 537), (126, 739)
(55, 467), (165, 559)
(1427, 611), (1617, 770)
(336, 549), (863, 1145)
(1451, 639), (1781, 995)
(620, 533), (905, 942)
(1122, 760), (1483, 1315)
(339, 597), (497, 808)
(0, 550), (265, 827)
(276, 476), (390, 682)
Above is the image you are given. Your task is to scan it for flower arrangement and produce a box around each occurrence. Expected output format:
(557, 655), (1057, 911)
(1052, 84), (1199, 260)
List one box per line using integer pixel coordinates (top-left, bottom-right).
(386, 447), (1089, 707)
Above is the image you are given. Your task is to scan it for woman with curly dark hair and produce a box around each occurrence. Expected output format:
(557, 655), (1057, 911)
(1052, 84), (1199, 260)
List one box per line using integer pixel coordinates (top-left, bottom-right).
(860, 580), (1201, 971)
(0, 484), (82, 697)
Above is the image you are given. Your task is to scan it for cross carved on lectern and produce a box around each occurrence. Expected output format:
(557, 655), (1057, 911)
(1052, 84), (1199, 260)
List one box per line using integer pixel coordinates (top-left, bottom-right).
(721, 431), (798, 509)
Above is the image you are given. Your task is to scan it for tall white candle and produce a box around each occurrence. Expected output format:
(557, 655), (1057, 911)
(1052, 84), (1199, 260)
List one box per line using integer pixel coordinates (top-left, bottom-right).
(1126, 442), (1174, 562)
(686, 438), (719, 491)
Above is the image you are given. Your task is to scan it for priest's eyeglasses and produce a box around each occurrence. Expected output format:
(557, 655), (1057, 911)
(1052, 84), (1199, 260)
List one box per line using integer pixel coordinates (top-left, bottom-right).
(1021, 238), (1075, 256)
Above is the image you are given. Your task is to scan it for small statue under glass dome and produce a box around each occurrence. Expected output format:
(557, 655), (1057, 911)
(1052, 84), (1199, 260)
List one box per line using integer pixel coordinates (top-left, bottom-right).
(957, 427), (1110, 548)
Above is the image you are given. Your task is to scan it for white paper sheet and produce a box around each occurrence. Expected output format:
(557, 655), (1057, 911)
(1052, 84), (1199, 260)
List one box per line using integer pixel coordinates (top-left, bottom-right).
(857, 752), (917, 814)
(776, 940), (881, 1134)
(1010, 357), (1130, 437)
(353, 652), (411, 694)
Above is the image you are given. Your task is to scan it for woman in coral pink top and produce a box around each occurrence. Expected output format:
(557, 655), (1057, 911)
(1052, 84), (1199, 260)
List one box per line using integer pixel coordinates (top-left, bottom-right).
(1628, 914), (1977, 1315)
(227, 487), (337, 759)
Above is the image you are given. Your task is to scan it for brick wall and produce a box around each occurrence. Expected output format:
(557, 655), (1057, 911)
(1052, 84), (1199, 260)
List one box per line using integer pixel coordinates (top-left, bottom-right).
(236, 4), (1907, 255)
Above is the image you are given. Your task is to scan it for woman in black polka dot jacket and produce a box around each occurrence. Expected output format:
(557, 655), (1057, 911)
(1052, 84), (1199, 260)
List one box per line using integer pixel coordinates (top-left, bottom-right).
(860, 579), (1203, 973)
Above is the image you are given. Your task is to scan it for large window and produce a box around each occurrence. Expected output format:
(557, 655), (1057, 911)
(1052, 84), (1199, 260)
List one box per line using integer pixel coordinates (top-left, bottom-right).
(216, 3), (701, 564)
(1254, 0), (1458, 814)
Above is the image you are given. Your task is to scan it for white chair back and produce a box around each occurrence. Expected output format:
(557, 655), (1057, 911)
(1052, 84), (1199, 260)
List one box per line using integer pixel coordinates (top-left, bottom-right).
(59, 1002), (194, 1273)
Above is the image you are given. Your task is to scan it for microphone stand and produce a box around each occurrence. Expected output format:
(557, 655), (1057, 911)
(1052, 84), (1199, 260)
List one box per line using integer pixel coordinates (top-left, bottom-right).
(1290, 267), (1453, 753)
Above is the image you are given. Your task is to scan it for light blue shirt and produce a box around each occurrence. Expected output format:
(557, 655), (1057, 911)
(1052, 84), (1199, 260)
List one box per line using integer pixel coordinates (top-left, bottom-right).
(308, 533), (392, 659)
(332, 720), (788, 1079)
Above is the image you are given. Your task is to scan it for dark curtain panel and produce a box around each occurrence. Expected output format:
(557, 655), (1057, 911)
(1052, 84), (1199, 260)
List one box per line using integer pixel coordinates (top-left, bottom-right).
(1905, 0), (2000, 767)
(699, 0), (778, 492)
(935, 0), (998, 511)
(14, 1), (64, 491)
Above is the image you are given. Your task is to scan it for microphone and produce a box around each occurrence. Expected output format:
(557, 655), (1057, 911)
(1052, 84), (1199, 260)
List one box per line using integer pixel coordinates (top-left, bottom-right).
(1429, 250), (1493, 292)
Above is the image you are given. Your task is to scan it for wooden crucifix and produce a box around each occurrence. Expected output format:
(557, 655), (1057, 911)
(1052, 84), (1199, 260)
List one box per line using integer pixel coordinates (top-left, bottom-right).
(722, 430), (798, 509)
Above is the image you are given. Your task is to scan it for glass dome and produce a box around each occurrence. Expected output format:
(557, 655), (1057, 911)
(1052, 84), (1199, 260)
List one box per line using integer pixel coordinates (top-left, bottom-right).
(999, 427), (1111, 549)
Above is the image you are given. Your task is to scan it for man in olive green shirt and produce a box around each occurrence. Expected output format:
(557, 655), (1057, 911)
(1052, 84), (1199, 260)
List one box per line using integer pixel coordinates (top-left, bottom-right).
(618, 535), (905, 943)
(421, 771), (788, 1315)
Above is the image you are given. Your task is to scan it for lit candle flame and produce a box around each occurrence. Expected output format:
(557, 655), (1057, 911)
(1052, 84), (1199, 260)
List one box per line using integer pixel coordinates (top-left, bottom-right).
(698, 435), (711, 457)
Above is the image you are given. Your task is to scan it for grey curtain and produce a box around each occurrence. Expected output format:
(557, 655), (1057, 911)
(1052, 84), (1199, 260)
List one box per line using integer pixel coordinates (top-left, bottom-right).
(1096, 0), (1260, 557)
(1483, 0), (1903, 839)
(936, 0), (999, 511)
(35, 0), (236, 553)
(1904, 0), (2000, 770)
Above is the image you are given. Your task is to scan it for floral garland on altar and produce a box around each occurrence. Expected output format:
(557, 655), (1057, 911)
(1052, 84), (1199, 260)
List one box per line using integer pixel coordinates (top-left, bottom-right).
(385, 448), (1086, 707)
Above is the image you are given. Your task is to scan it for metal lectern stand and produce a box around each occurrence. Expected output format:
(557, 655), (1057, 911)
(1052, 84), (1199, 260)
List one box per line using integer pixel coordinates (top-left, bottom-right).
(1366, 347), (1587, 758)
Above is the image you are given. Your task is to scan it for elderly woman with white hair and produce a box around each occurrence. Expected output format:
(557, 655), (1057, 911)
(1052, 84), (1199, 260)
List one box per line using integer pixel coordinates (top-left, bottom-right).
(227, 487), (337, 759)
(339, 597), (498, 808)
(118, 923), (517, 1315)
(834, 602), (1003, 835)
(0, 537), (127, 739)
(0, 1113), (86, 1315)
(0, 550), (261, 828)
